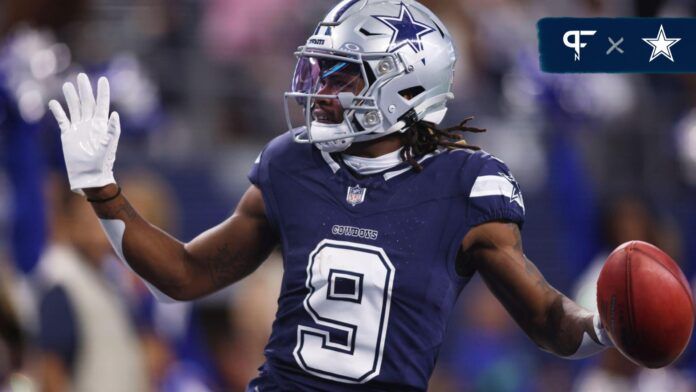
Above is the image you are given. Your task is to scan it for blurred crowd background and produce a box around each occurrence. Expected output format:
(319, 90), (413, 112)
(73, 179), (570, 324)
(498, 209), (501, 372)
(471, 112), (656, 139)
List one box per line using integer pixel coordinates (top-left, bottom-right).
(0, 0), (695, 391)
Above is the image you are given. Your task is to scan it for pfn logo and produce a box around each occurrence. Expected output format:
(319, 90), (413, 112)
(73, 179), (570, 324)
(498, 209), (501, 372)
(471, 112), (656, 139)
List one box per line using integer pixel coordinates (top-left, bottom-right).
(563, 30), (596, 61)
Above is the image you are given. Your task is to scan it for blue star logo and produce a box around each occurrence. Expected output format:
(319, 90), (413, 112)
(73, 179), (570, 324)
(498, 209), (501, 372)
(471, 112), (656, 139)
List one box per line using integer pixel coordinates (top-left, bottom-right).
(373, 3), (436, 54)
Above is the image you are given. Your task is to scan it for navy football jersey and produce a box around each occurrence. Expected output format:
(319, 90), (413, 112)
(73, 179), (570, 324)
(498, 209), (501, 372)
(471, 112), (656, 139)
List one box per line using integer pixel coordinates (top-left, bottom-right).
(246, 131), (525, 391)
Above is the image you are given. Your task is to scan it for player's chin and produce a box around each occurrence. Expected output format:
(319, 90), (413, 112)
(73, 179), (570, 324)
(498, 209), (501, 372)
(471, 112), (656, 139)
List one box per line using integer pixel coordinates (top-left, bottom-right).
(312, 111), (343, 124)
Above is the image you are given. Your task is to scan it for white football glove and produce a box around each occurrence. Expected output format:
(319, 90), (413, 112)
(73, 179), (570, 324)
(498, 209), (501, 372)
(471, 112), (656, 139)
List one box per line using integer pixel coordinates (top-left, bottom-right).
(48, 73), (121, 194)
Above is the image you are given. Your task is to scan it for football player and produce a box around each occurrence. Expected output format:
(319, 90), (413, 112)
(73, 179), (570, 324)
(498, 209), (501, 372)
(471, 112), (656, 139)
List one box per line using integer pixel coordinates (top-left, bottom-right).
(48, 1), (614, 390)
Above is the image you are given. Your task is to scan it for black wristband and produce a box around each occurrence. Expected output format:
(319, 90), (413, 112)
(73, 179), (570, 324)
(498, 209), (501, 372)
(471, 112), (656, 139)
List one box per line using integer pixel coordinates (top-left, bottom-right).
(87, 186), (122, 203)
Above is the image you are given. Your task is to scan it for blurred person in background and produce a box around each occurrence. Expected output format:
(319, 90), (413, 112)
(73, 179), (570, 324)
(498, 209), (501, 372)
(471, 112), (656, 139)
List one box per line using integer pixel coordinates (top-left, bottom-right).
(0, 268), (28, 390)
(573, 196), (694, 392)
(438, 277), (537, 392)
(0, 0), (86, 277)
(226, 252), (282, 388)
(117, 170), (211, 392)
(36, 181), (148, 392)
(195, 252), (282, 390)
(1, 8), (80, 387)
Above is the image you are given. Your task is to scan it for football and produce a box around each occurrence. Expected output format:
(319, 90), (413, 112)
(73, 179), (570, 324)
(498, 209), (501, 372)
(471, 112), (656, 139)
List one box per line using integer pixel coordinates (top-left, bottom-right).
(597, 241), (695, 368)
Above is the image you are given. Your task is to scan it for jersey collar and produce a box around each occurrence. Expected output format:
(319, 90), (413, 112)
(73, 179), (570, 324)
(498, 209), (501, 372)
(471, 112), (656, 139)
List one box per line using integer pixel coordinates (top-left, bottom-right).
(319, 148), (440, 182)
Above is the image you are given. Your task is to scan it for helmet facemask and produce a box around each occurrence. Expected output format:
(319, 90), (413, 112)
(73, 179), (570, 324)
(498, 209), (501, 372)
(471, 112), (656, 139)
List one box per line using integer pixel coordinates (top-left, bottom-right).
(284, 48), (400, 153)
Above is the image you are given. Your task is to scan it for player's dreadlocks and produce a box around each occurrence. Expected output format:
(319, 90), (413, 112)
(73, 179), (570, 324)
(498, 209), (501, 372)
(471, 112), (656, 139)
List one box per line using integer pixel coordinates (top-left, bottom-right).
(399, 116), (486, 172)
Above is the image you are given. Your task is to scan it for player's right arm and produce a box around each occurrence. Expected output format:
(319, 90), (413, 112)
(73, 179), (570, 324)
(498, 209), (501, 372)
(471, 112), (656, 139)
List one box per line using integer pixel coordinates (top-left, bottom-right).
(86, 184), (276, 300)
(48, 74), (278, 301)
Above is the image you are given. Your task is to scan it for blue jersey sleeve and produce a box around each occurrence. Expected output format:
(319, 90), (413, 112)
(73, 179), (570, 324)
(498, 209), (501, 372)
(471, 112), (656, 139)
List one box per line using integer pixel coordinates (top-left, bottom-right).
(246, 133), (296, 233)
(247, 131), (303, 188)
(465, 155), (525, 228)
(248, 150), (263, 186)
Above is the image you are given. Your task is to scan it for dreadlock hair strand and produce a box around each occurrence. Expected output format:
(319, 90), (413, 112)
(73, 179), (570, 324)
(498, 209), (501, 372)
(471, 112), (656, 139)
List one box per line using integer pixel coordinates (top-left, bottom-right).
(399, 115), (486, 172)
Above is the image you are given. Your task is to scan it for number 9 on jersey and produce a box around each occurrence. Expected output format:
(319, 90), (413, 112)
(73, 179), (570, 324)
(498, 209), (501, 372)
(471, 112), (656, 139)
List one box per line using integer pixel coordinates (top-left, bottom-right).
(293, 239), (396, 383)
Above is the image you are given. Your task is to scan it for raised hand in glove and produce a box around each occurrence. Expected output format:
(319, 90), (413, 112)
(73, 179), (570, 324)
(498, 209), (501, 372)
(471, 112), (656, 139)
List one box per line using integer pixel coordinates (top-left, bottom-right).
(48, 73), (121, 194)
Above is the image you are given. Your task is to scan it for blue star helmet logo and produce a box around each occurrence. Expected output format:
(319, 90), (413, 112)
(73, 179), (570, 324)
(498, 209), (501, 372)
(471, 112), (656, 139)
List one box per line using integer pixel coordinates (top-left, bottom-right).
(373, 3), (436, 54)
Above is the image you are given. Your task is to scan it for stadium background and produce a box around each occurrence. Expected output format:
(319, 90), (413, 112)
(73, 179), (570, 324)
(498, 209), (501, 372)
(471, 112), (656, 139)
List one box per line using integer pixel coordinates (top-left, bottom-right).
(1, 0), (695, 390)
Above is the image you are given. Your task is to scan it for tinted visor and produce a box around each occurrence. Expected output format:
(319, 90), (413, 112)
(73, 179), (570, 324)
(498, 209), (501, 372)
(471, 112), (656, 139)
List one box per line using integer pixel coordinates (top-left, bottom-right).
(291, 57), (365, 106)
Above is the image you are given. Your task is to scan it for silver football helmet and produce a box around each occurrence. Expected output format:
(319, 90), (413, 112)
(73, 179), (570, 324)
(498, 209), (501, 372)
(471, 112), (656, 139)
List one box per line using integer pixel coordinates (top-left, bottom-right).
(284, 0), (457, 152)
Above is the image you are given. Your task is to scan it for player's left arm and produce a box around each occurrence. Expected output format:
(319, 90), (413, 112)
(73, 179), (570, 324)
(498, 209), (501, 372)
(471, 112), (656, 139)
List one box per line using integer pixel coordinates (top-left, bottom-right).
(461, 221), (610, 358)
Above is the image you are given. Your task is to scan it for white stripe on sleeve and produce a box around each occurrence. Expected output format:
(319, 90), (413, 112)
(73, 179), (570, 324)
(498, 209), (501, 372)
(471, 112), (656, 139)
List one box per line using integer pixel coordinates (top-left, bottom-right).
(470, 175), (514, 198)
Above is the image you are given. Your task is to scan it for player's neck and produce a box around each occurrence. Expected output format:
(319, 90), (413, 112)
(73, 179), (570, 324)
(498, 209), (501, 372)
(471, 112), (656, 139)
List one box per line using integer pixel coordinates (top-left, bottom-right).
(343, 133), (403, 158)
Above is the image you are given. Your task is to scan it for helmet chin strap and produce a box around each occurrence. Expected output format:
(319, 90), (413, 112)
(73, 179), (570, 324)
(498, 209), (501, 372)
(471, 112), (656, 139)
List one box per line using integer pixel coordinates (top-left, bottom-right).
(310, 121), (355, 152)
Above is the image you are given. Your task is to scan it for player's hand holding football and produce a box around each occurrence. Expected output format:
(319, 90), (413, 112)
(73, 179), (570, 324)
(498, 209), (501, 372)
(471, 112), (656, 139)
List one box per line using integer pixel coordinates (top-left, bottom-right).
(48, 73), (121, 195)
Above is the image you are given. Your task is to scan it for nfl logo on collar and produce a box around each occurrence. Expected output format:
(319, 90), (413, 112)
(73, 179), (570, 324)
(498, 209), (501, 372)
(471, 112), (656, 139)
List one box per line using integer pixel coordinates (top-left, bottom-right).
(346, 185), (367, 206)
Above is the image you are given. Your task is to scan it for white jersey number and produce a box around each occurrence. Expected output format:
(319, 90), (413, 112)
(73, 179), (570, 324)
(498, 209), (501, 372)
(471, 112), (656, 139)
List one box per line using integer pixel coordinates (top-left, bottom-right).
(293, 239), (395, 384)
